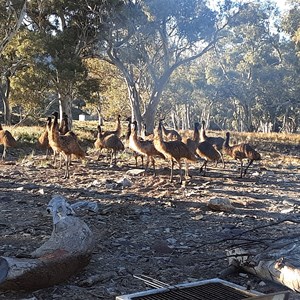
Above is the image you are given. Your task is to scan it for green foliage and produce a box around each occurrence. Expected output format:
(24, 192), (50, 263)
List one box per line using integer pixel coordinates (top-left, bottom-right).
(282, 1), (300, 55)
(0, 0), (299, 132)
(83, 58), (130, 118)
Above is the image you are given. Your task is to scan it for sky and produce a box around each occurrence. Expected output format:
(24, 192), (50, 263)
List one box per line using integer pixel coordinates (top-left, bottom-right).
(273, 0), (290, 11)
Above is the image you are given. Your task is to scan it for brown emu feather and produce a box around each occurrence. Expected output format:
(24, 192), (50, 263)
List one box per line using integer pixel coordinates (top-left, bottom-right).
(94, 125), (124, 165)
(0, 124), (17, 160)
(48, 112), (85, 178)
(223, 131), (261, 178)
(154, 120), (196, 183)
(129, 121), (164, 175)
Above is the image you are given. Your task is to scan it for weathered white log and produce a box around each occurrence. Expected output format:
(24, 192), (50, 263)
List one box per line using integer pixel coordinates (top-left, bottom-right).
(227, 243), (300, 292)
(0, 195), (94, 291)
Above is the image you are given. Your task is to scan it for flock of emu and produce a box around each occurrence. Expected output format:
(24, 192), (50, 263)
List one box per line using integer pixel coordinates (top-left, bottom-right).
(0, 113), (261, 181)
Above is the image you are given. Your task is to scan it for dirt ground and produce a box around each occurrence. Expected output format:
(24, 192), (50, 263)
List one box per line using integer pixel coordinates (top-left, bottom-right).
(0, 143), (300, 300)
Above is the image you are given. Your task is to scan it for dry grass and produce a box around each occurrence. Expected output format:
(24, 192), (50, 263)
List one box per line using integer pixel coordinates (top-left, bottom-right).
(6, 123), (300, 146)
(2, 122), (299, 163)
(231, 131), (300, 145)
(180, 128), (300, 145)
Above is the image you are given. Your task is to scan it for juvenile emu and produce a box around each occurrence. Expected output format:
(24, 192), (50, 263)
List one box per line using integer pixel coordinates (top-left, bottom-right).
(154, 120), (196, 183)
(196, 141), (221, 174)
(159, 118), (182, 141)
(0, 124), (17, 160)
(94, 125), (124, 165)
(37, 117), (52, 158)
(125, 117), (144, 167)
(200, 120), (225, 168)
(48, 112), (85, 178)
(223, 132), (261, 178)
(59, 112), (70, 135)
(183, 122), (201, 154)
(129, 121), (164, 175)
(102, 114), (122, 138)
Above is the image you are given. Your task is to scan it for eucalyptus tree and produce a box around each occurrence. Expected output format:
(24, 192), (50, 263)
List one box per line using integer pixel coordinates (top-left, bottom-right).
(83, 59), (129, 120)
(148, 0), (300, 132)
(198, 1), (285, 131)
(282, 0), (300, 55)
(20, 0), (115, 127)
(0, 0), (27, 124)
(161, 62), (212, 130)
(5, 30), (51, 122)
(87, 0), (247, 132)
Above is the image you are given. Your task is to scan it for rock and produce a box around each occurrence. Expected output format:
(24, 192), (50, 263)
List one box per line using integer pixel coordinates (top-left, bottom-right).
(208, 197), (234, 212)
(126, 169), (145, 176)
(117, 177), (133, 188)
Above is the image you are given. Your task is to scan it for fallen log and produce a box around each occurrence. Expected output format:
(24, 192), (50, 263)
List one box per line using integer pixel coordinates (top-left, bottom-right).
(227, 240), (300, 293)
(0, 195), (94, 291)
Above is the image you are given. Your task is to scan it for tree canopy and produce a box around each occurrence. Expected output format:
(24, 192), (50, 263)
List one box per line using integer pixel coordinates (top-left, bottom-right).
(0, 0), (299, 132)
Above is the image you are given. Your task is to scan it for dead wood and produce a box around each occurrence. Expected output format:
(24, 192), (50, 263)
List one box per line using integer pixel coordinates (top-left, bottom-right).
(227, 242), (300, 293)
(0, 195), (94, 291)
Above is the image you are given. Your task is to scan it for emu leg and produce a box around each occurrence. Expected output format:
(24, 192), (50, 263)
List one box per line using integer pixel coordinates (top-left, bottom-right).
(53, 151), (57, 167)
(243, 159), (254, 176)
(151, 156), (156, 177)
(219, 152), (225, 168)
(199, 160), (207, 174)
(185, 160), (190, 180)
(111, 149), (117, 165)
(214, 150), (224, 168)
(239, 160), (244, 178)
(134, 154), (138, 167)
(114, 150), (117, 165)
(2, 146), (6, 160)
(170, 159), (174, 182)
(178, 160), (183, 184)
(64, 155), (70, 179)
(145, 156), (150, 173)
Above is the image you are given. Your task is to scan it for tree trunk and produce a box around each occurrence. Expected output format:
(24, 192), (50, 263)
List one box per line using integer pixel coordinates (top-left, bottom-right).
(3, 97), (11, 125)
(1, 74), (12, 125)
(171, 111), (179, 130)
(127, 82), (143, 133)
(142, 92), (161, 133)
(59, 94), (73, 129)
(143, 70), (173, 133)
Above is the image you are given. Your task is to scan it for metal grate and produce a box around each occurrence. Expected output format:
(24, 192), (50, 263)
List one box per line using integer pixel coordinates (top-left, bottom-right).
(130, 282), (254, 300)
(116, 279), (264, 300)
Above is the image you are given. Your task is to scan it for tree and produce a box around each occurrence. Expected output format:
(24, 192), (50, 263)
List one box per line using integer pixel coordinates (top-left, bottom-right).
(83, 58), (129, 120)
(87, 0), (246, 132)
(282, 0), (300, 55)
(190, 1), (289, 131)
(0, 0), (27, 124)
(20, 0), (117, 127)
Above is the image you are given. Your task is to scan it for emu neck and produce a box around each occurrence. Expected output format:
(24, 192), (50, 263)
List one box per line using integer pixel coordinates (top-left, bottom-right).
(161, 123), (168, 135)
(224, 134), (230, 148)
(154, 126), (168, 156)
(129, 125), (138, 142)
(51, 115), (60, 141)
(193, 125), (200, 143)
(200, 125), (207, 141)
(126, 121), (131, 140)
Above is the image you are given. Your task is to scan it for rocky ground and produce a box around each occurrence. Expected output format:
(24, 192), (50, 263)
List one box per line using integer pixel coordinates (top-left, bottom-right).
(0, 145), (300, 300)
